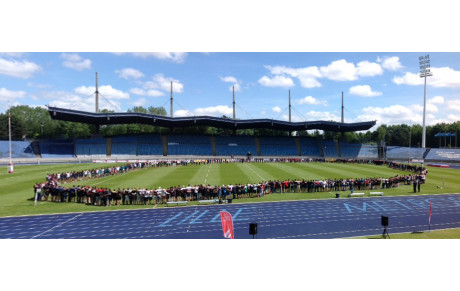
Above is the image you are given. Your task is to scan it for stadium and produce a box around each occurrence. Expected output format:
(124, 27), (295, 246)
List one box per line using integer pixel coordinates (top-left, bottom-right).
(1, 55), (460, 240)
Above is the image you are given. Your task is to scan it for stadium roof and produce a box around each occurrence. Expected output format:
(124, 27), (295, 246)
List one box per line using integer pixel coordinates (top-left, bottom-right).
(47, 106), (376, 132)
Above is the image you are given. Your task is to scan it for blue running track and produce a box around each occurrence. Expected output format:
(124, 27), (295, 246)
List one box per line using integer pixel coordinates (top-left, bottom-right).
(1, 194), (459, 239)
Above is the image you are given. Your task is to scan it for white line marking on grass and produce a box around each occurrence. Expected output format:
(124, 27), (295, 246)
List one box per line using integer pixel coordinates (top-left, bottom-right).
(244, 163), (266, 181)
(204, 163), (211, 184)
(30, 212), (84, 239)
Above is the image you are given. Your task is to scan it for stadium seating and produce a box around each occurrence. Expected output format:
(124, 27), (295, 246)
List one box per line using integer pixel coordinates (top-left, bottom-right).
(0, 141), (36, 158)
(259, 136), (298, 156)
(358, 144), (378, 159)
(338, 142), (361, 158)
(111, 136), (137, 156)
(339, 142), (378, 159)
(425, 148), (460, 162)
(299, 138), (321, 157)
(137, 134), (164, 156)
(167, 135), (213, 156)
(75, 138), (106, 156)
(38, 140), (75, 158)
(322, 140), (338, 157)
(215, 135), (257, 156)
(386, 146), (427, 160)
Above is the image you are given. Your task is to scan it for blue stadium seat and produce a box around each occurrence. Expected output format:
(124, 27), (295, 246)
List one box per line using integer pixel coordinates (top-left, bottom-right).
(39, 140), (75, 158)
(215, 135), (257, 156)
(259, 136), (298, 156)
(299, 138), (321, 157)
(386, 146), (426, 160)
(168, 135), (213, 156)
(322, 140), (338, 157)
(0, 141), (36, 158)
(75, 138), (106, 156)
(425, 148), (460, 162)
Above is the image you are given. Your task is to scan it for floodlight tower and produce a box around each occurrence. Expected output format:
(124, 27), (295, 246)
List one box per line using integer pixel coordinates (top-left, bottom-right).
(419, 55), (432, 149)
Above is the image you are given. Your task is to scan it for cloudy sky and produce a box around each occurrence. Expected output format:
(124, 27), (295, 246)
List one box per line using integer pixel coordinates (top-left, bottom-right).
(1, 52), (459, 130)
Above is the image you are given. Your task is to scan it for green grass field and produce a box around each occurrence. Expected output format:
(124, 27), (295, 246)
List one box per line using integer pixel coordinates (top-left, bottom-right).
(1, 161), (459, 219)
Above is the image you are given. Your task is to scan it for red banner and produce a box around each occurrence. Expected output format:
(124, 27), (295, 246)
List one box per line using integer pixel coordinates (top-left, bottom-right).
(220, 211), (234, 239)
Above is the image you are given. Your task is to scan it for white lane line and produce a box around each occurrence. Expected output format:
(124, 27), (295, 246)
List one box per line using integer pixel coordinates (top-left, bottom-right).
(30, 212), (84, 239)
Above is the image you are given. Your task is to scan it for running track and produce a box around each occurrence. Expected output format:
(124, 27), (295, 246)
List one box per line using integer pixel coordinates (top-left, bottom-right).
(1, 194), (459, 239)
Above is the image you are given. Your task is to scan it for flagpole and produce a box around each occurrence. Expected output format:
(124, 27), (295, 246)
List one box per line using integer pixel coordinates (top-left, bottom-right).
(428, 200), (432, 233)
(8, 103), (14, 174)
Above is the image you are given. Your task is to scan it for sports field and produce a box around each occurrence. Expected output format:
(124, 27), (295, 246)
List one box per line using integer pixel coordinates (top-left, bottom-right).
(1, 161), (459, 218)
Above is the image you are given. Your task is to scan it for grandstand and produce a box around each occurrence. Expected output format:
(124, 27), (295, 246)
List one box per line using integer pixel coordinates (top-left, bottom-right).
(3, 135), (460, 165)
(1, 106), (458, 163)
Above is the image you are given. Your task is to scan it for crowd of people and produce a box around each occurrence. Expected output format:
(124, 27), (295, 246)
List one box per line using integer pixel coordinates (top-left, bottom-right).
(32, 157), (429, 206)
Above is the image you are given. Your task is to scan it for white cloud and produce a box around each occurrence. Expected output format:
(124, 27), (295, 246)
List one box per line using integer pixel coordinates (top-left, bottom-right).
(393, 67), (460, 88)
(272, 106), (282, 113)
(258, 75), (294, 88)
(0, 88), (26, 101)
(447, 99), (460, 112)
(297, 96), (328, 106)
(358, 105), (422, 126)
(46, 91), (121, 112)
(220, 76), (241, 92)
(393, 72), (423, 86)
(132, 98), (149, 107)
(0, 57), (41, 79)
(174, 105), (233, 117)
(303, 111), (340, 122)
(0, 53), (25, 58)
(143, 73), (184, 93)
(319, 59), (358, 81)
(60, 53), (91, 71)
(113, 52), (188, 63)
(380, 56), (403, 70)
(410, 96), (444, 115)
(116, 68), (144, 80)
(429, 96), (444, 105)
(349, 85), (382, 97)
(130, 88), (164, 97)
(356, 61), (383, 77)
(75, 85), (129, 99)
(265, 65), (321, 88)
(220, 76), (237, 83)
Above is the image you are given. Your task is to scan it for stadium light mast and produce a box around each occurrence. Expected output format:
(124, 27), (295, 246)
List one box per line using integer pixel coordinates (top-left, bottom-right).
(288, 89), (292, 123)
(419, 54), (432, 149)
(95, 72), (99, 113)
(170, 81), (173, 118)
(8, 103), (14, 174)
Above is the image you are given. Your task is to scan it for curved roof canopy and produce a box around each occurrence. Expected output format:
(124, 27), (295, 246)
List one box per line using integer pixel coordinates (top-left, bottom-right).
(47, 106), (376, 132)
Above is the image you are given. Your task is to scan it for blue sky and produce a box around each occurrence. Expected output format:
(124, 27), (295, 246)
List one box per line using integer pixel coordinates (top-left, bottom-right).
(1, 52), (460, 131)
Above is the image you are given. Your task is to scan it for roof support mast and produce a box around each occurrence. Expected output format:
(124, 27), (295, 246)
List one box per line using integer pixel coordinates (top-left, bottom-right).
(233, 86), (236, 120)
(95, 72), (99, 113)
(170, 81), (173, 118)
(289, 89), (292, 136)
(341, 91), (344, 123)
